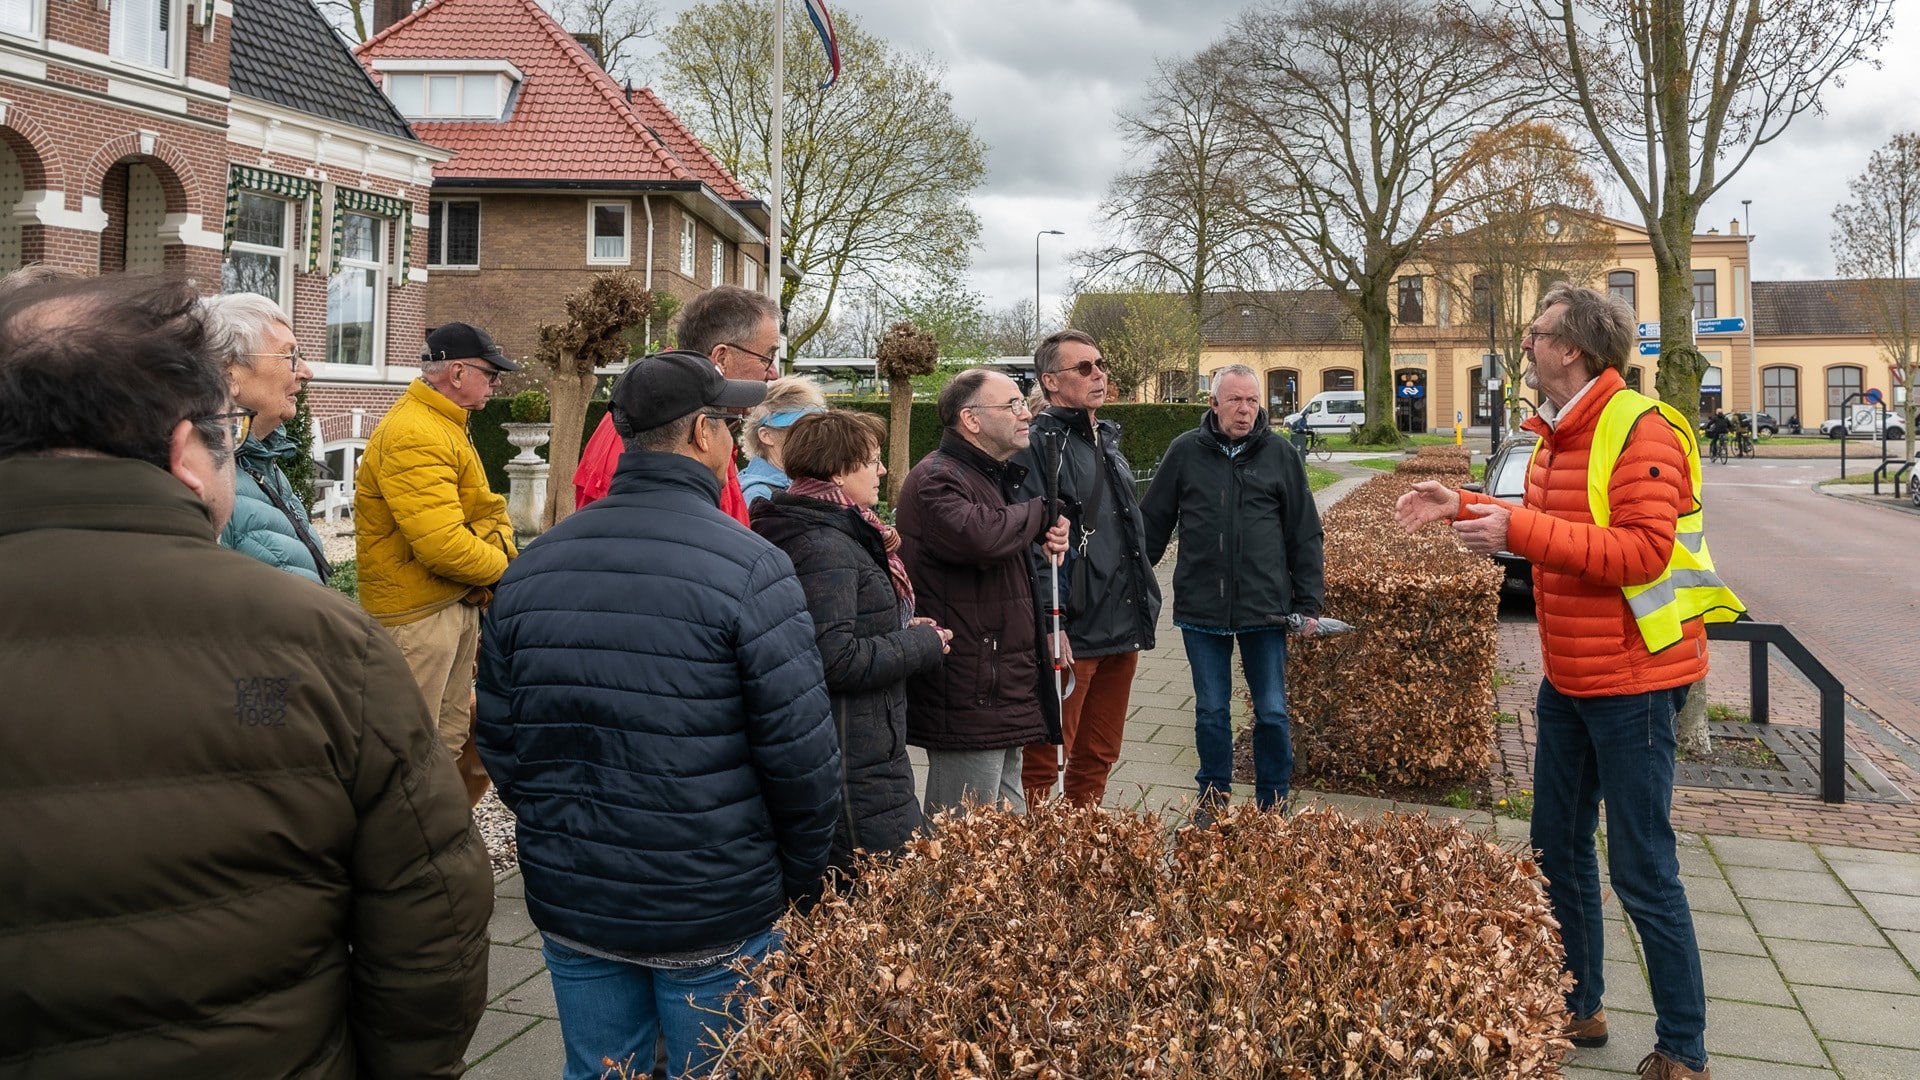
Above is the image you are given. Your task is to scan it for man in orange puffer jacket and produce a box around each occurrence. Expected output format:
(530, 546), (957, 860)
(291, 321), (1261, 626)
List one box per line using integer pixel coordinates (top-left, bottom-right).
(1397, 284), (1734, 1080)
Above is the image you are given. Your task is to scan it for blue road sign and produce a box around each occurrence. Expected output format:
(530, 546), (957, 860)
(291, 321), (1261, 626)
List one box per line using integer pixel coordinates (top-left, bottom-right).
(1638, 341), (1662, 356)
(1638, 316), (1748, 339)
(1399, 385), (1423, 398)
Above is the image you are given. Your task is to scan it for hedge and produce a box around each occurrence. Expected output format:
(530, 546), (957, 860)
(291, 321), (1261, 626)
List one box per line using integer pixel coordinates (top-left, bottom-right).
(472, 399), (1210, 493)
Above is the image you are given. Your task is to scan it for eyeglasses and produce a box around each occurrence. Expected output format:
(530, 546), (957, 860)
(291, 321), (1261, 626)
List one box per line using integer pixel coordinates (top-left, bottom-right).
(456, 360), (504, 386)
(965, 398), (1033, 416)
(246, 348), (312, 372)
(702, 412), (745, 438)
(722, 341), (780, 375)
(1051, 357), (1110, 378)
(195, 407), (256, 447)
(1522, 328), (1563, 346)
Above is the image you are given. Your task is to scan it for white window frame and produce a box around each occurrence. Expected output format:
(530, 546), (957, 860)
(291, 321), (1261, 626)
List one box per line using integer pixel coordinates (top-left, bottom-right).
(382, 71), (509, 119)
(427, 198), (481, 269)
(317, 211), (390, 376)
(222, 191), (295, 313)
(109, 0), (176, 74)
(0, 0), (43, 42)
(588, 200), (631, 265)
(679, 216), (696, 275)
(709, 237), (723, 287)
(742, 255), (758, 292)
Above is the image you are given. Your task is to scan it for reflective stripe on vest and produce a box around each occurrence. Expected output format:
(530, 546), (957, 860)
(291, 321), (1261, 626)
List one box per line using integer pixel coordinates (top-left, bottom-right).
(1531, 388), (1745, 652)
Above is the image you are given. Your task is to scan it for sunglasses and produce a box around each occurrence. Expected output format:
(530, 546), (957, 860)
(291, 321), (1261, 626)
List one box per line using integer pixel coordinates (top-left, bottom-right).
(456, 360), (504, 386)
(195, 407), (256, 447)
(702, 412), (745, 438)
(1052, 357), (1111, 378)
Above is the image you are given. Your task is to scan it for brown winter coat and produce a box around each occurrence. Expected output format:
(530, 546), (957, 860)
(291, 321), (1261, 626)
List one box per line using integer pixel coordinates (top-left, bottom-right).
(895, 432), (1053, 751)
(0, 457), (492, 1080)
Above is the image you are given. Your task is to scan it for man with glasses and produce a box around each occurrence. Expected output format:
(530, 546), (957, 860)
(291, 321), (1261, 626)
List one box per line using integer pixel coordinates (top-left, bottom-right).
(897, 369), (1070, 816)
(1397, 286), (1738, 1080)
(575, 285), (783, 523)
(1011, 330), (1162, 808)
(0, 274), (491, 1077)
(356, 321), (520, 804)
(478, 350), (841, 1080)
(1142, 363), (1325, 821)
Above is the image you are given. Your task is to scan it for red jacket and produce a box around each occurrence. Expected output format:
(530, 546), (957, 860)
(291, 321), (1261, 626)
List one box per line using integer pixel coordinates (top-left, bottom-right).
(1459, 369), (1707, 696)
(575, 413), (749, 524)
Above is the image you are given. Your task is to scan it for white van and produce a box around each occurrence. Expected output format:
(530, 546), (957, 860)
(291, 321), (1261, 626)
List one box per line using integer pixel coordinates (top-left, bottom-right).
(1282, 391), (1368, 432)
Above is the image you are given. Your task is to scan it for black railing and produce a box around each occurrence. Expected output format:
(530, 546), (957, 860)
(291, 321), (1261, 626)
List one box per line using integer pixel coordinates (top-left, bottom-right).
(1872, 458), (1912, 499)
(1706, 621), (1847, 803)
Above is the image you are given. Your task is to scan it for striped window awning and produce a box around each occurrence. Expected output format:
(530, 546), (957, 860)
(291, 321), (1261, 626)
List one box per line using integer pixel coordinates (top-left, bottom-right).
(224, 166), (319, 272)
(331, 187), (411, 287)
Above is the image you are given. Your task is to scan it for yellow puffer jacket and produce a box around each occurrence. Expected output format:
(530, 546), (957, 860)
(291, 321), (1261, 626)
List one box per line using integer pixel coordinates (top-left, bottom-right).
(355, 380), (517, 625)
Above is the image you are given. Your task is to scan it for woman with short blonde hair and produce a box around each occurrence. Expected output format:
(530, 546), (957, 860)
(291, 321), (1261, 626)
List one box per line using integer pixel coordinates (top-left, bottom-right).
(739, 375), (827, 505)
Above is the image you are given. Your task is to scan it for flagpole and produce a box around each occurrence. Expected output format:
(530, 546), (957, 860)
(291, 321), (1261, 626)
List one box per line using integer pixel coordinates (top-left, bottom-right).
(768, 0), (784, 325)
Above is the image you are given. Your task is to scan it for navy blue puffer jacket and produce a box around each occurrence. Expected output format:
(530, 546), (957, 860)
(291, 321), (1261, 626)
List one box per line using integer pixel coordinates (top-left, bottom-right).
(476, 451), (841, 956)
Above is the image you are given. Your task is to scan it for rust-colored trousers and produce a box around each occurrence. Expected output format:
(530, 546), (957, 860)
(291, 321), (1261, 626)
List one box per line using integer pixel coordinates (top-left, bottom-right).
(1022, 651), (1140, 807)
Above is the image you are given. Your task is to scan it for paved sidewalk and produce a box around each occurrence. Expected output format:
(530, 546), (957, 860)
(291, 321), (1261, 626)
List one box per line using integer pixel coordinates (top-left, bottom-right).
(466, 461), (1920, 1078)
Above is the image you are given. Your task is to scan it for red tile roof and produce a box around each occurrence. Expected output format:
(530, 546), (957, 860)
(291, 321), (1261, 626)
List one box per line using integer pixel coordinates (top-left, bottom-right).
(357, 0), (754, 196)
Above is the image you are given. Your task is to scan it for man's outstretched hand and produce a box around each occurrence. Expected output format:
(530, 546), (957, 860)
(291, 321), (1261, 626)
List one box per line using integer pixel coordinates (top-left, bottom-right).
(1394, 481), (1461, 533)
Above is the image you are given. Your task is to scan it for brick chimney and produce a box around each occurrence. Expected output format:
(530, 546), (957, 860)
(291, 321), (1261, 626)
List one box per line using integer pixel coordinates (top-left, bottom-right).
(373, 0), (412, 36)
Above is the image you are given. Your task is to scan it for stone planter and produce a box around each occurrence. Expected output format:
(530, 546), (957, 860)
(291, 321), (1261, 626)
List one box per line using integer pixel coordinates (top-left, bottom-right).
(501, 422), (551, 538)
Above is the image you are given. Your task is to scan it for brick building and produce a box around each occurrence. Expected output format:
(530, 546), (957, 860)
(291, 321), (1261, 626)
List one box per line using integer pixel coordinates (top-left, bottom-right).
(355, 0), (769, 364)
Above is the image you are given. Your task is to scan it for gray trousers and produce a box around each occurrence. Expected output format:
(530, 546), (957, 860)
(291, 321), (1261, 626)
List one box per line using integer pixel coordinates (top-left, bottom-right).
(923, 747), (1027, 817)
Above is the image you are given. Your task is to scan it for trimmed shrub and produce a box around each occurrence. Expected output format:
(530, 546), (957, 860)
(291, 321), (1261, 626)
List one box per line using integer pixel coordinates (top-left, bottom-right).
(1289, 446), (1502, 789)
(326, 558), (358, 601)
(715, 803), (1569, 1077)
(509, 389), (550, 423)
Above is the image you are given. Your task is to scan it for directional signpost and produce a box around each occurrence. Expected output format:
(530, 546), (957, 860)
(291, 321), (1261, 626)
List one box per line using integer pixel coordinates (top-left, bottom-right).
(1635, 316), (1748, 356)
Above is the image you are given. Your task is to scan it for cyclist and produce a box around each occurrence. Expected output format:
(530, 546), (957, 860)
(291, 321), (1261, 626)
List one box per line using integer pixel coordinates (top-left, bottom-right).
(1732, 413), (1755, 458)
(1704, 408), (1732, 464)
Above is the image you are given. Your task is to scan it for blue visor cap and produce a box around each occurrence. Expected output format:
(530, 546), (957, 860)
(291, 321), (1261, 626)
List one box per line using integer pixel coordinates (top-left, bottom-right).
(762, 406), (827, 429)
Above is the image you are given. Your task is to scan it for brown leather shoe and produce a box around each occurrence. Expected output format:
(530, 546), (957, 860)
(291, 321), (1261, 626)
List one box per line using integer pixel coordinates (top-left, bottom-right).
(1637, 1050), (1711, 1079)
(1564, 1008), (1608, 1047)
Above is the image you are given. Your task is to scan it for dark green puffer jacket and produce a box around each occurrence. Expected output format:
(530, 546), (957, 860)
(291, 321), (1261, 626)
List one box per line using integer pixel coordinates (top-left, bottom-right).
(0, 457), (491, 1080)
(219, 429), (330, 585)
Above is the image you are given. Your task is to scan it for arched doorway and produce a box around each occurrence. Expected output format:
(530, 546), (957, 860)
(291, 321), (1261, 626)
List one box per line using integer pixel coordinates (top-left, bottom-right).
(98, 155), (185, 274)
(1394, 368), (1427, 433)
(0, 138), (23, 274)
(1267, 367), (1300, 417)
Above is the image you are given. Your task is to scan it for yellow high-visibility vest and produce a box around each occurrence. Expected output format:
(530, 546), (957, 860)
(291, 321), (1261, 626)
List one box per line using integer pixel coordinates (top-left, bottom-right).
(1531, 388), (1744, 652)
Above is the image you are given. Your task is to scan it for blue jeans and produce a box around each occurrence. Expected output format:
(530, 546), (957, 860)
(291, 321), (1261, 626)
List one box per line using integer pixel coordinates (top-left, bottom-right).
(1182, 627), (1291, 808)
(1532, 681), (1707, 1072)
(541, 928), (779, 1080)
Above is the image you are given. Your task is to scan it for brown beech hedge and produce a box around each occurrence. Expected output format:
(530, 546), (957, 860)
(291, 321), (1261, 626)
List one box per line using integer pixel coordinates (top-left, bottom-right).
(1289, 446), (1502, 789)
(712, 802), (1570, 1078)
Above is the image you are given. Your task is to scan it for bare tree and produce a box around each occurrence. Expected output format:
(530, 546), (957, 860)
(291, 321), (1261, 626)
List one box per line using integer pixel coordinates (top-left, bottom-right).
(1080, 46), (1275, 369)
(980, 300), (1037, 358)
(551, 0), (659, 84)
(1833, 132), (1920, 463)
(1220, 0), (1532, 443)
(533, 273), (655, 528)
(1494, 0), (1893, 423)
(1424, 122), (1616, 430)
(876, 321), (939, 503)
(662, 1), (986, 352)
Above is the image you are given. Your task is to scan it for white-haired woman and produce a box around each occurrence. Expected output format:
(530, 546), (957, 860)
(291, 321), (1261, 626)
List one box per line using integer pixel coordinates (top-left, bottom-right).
(200, 293), (329, 584)
(738, 375), (827, 506)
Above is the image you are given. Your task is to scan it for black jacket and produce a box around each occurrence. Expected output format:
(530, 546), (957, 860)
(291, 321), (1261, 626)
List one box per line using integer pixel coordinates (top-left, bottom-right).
(1013, 406), (1162, 657)
(1140, 410), (1325, 630)
(477, 451), (842, 957)
(896, 432), (1053, 751)
(751, 494), (944, 872)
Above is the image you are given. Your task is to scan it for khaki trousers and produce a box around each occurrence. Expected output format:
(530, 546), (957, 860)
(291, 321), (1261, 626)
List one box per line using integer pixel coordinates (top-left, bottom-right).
(386, 601), (491, 805)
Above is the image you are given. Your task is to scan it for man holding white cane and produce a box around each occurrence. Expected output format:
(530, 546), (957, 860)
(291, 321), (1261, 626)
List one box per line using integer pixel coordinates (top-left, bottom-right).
(897, 369), (1069, 816)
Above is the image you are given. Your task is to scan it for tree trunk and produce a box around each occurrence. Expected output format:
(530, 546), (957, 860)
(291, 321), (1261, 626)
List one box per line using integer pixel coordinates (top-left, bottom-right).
(1355, 291), (1401, 445)
(887, 376), (913, 505)
(543, 359), (594, 529)
(1677, 683), (1712, 760)
(1649, 222), (1712, 755)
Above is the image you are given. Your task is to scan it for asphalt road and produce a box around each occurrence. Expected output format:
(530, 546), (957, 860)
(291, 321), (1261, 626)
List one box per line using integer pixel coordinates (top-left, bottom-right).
(1701, 458), (1920, 744)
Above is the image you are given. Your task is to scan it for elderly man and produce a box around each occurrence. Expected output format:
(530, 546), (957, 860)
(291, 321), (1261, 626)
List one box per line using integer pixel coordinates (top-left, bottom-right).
(897, 369), (1069, 816)
(200, 293), (328, 583)
(479, 351), (840, 1080)
(575, 284), (783, 520)
(1396, 284), (1741, 1080)
(0, 274), (490, 1078)
(356, 321), (518, 805)
(1141, 364), (1324, 816)
(1012, 330), (1162, 807)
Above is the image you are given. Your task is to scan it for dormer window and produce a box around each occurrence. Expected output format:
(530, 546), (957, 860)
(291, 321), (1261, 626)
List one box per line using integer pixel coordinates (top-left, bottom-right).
(373, 60), (523, 121)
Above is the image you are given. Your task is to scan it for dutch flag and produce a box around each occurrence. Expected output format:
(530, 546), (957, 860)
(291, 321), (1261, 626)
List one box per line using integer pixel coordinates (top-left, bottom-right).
(801, 0), (841, 90)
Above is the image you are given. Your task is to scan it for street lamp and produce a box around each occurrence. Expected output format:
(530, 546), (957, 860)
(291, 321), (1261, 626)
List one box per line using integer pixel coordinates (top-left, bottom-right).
(1035, 229), (1064, 343)
(1743, 198), (1758, 423)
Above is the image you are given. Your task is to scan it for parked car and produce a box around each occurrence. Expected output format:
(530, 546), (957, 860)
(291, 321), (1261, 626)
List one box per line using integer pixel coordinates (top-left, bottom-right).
(1464, 432), (1539, 596)
(1820, 406), (1905, 441)
(1753, 412), (1779, 436)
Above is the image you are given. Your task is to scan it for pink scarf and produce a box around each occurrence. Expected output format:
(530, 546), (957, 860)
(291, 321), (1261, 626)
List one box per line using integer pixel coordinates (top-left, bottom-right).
(787, 477), (915, 612)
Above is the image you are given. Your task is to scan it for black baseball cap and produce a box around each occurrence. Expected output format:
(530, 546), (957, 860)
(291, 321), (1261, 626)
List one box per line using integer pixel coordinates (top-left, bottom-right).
(424, 322), (521, 372)
(609, 350), (767, 435)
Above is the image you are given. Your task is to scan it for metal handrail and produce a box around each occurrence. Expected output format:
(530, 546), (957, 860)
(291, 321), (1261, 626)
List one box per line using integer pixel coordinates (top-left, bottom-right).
(1705, 621), (1847, 803)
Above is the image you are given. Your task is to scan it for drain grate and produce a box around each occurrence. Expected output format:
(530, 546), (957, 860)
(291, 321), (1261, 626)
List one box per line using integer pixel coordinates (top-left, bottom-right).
(1673, 722), (1911, 803)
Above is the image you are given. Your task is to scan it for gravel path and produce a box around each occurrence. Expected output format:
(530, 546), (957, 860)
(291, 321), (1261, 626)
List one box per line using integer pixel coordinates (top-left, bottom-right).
(474, 789), (518, 874)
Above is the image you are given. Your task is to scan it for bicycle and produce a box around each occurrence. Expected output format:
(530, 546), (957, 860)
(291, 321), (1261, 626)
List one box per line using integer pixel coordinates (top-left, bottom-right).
(1302, 429), (1332, 463)
(1735, 429), (1755, 458)
(1708, 434), (1730, 465)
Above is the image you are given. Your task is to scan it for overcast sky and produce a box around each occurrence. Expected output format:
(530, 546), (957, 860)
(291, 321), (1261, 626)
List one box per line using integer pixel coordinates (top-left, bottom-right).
(631, 0), (1918, 322)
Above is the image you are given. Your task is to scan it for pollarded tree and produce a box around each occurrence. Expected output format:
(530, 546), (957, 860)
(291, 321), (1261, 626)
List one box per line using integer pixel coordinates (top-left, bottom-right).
(534, 272), (655, 528)
(1424, 122), (1616, 431)
(875, 321), (938, 504)
(1833, 132), (1920, 464)
(662, 1), (986, 352)
(1220, 0), (1534, 444)
(1493, 0), (1893, 427)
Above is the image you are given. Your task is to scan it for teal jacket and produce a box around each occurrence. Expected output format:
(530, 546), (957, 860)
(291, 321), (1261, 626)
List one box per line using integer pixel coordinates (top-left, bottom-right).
(219, 430), (331, 585)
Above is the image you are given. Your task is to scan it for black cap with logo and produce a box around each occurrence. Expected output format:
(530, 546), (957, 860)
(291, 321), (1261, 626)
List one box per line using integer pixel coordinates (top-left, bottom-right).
(609, 350), (767, 436)
(423, 322), (522, 372)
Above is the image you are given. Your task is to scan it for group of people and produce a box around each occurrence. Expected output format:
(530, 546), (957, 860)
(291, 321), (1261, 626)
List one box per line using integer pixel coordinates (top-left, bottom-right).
(2, 271), (1734, 1080)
